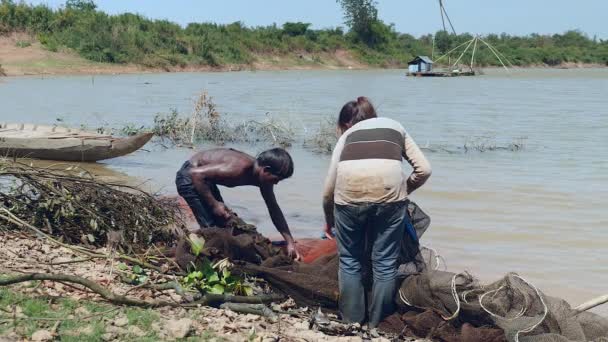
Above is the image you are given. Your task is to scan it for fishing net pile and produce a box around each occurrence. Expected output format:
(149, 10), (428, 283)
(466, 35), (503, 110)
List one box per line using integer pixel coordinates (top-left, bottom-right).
(176, 201), (608, 342)
(0, 162), (183, 252)
(2, 162), (606, 341)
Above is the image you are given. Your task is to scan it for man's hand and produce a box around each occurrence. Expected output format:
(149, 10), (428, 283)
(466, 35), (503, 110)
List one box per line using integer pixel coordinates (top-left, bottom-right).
(323, 223), (335, 240)
(286, 240), (302, 261)
(212, 203), (232, 221)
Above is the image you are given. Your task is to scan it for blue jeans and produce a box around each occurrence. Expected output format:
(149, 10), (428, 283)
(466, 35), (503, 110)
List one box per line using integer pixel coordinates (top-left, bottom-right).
(335, 201), (408, 327)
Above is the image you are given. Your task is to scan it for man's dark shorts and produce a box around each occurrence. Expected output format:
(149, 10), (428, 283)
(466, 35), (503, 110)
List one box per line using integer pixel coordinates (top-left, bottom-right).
(175, 161), (224, 228)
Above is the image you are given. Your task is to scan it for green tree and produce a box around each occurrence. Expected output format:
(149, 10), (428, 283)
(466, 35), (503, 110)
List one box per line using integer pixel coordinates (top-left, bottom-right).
(282, 22), (310, 37)
(336, 0), (379, 46)
(0, 1), (605, 69)
(65, 0), (96, 11)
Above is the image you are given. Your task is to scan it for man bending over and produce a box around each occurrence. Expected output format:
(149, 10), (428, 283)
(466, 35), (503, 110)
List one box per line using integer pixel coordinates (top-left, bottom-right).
(176, 147), (301, 260)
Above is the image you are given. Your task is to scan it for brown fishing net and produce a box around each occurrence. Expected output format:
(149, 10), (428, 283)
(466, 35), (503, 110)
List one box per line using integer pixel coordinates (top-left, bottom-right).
(4, 162), (603, 341)
(176, 200), (608, 342)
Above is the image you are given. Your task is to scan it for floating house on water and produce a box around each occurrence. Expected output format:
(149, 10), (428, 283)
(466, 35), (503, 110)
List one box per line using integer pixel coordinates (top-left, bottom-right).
(406, 54), (477, 77)
(408, 56), (434, 73)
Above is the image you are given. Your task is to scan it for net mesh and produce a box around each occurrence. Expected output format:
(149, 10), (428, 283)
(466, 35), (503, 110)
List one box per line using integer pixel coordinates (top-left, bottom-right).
(175, 200), (608, 341)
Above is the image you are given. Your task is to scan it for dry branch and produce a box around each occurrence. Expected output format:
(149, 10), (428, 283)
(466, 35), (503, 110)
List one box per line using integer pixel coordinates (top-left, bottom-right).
(220, 303), (278, 322)
(0, 210), (185, 276)
(0, 273), (285, 308)
(0, 273), (177, 307)
(0, 161), (184, 252)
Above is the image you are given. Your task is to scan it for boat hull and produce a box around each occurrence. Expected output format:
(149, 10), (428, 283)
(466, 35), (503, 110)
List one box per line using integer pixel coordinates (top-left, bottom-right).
(0, 123), (153, 162)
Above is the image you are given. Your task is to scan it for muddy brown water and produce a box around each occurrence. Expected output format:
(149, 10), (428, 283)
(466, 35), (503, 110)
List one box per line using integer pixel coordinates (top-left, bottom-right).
(1, 68), (607, 314)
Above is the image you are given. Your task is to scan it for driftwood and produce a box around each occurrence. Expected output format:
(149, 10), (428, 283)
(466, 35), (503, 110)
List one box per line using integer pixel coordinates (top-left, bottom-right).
(0, 272), (284, 308)
(0, 273), (178, 307)
(220, 303), (278, 322)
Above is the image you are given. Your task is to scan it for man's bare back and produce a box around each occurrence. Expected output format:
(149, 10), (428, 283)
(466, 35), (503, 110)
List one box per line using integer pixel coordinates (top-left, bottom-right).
(176, 147), (301, 260)
(188, 148), (259, 188)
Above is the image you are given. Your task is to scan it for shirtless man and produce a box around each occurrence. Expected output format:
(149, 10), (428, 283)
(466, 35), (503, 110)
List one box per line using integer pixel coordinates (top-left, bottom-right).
(175, 147), (301, 260)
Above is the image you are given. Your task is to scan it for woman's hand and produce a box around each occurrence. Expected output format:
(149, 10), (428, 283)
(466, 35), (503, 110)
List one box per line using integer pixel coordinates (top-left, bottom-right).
(323, 223), (334, 240)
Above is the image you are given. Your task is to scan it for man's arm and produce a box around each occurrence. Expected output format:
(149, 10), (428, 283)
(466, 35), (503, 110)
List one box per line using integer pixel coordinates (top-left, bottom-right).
(260, 186), (300, 260)
(260, 185), (294, 243)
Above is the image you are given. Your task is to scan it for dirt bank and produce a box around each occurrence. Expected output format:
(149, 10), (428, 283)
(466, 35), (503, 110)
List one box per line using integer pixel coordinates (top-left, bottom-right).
(0, 33), (370, 77)
(2, 33), (603, 78)
(0, 33), (142, 76)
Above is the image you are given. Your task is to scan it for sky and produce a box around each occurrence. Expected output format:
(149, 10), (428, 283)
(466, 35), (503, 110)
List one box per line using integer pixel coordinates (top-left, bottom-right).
(27, 0), (608, 39)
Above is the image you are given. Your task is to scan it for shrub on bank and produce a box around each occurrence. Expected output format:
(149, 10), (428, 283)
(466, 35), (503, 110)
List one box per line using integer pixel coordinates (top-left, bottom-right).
(0, 1), (606, 68)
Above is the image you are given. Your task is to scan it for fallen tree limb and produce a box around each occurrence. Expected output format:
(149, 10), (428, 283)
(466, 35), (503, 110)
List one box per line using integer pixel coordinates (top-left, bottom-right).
(0, 307), (120, 322)
(46, 257), (94, 266)
(197, 293), (285, 307)
(220, 303), (278, 322)
(0, 273), (178, 308)
(0, 272), (285, 309)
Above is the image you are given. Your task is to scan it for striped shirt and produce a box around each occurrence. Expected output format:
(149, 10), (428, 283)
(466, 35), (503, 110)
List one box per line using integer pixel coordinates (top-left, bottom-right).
(323, 117), (431, 206)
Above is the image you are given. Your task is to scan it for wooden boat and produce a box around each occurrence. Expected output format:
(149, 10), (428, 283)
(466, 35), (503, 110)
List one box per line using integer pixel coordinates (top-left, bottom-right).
(0, 123), (153, 162)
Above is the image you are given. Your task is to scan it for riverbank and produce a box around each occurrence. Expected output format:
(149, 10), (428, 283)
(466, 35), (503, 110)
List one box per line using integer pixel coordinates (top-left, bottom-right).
(0, 34), (369, 77)
(1, 34), (604, 78)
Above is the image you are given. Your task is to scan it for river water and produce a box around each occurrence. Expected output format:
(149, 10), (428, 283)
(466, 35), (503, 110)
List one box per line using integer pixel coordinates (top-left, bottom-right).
(1, 68), (607, 313)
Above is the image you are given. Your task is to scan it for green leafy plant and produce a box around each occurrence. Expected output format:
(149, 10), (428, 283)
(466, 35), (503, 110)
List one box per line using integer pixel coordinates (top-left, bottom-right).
(120, 123), (147, 136)
(182, 258), (253, 296)
(187, 233), (205, 257)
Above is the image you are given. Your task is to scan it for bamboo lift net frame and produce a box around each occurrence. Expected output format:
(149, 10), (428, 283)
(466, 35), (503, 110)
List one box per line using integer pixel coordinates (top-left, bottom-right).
(432, 0), (513, 73)
(433, 35), (513, 72)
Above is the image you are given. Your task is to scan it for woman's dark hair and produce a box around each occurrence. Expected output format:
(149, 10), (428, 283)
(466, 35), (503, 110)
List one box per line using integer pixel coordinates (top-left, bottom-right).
(337, 96), (378, 132)
(256, 148), (294, 179)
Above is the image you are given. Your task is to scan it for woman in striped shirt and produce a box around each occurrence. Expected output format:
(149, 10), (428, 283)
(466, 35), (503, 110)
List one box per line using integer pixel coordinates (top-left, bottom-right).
(322, 97), (431, 327)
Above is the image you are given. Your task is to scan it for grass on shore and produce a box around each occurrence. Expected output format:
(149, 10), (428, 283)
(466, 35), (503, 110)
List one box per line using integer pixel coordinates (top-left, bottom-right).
(0, 286), (221, 341)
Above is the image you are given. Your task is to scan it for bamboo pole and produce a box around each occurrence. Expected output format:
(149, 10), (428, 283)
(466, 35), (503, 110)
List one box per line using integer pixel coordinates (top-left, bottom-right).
(452, 38), (475, 69)
(434, 39), (474, 63)
(470, 37), (478, 71)
(482, 38), (513, 68)
(478, 37), (509, 71)
(438, 0), (446, 33)
(574, 294), (608, 313)
(440, 0), (457, 35)
(486, 43), (515, 68)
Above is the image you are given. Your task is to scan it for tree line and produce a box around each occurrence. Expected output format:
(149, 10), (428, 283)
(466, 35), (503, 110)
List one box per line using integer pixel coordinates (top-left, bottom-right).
(1, 0), (606, 69)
